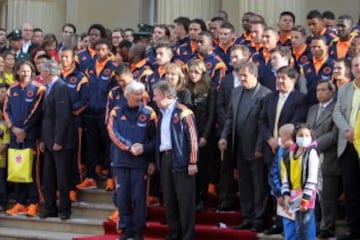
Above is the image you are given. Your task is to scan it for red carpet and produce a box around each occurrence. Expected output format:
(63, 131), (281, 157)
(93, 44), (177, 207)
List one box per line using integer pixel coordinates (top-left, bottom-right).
(73, 205), (256, 240)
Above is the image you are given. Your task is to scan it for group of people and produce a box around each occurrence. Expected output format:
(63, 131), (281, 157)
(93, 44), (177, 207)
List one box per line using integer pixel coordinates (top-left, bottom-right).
(0, 7), (359, 240)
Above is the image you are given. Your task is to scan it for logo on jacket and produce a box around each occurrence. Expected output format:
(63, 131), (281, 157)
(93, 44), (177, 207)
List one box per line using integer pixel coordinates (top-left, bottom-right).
(81, 56), (87, 61)
(323, 66), (331, 75)
(138, 114), (147, 122)
(172, 114), (179, 123)
(27, 90), (34, 98)
(120, 115), (127, 121)
(133, 70), (139, 78)
(300, 55), (308, 64)
(205, 62), (213, 70)
(103, 68), (111, 76)
(70, 77), (77, 84)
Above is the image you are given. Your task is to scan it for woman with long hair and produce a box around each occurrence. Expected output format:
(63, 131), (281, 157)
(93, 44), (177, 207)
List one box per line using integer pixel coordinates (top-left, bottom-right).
(187, 59), (216, 211)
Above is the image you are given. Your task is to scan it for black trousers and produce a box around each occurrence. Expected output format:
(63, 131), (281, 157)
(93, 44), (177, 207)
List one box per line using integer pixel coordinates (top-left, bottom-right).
(83, 114), (109, 179)
(236, 147), (267, 226)
(43, 149), (71, 214)
(160, 152), (196, 240)
(218, 140), (236, 204)
(339, 144), (360, 235)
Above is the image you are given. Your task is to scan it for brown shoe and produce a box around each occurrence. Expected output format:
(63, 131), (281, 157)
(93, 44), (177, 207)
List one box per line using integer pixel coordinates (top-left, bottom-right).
(76, 178), (97, 190)
(147, 196), (161, 207)
(208, 183), (217, 196)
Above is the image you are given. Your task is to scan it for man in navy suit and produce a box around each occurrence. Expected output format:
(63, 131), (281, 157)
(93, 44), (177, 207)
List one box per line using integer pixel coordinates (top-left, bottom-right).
(258, 66), (308, 234)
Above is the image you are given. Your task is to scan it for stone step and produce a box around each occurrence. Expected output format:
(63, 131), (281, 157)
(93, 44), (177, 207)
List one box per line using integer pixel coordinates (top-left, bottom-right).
(0, 227), (93, 240)
(77, 188), (114, 204)
(72, 201), (115, 219)
(0, 214), (104, 235)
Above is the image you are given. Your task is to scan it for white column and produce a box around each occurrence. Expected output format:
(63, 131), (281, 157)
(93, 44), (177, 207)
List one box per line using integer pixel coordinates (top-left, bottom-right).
(5, 0), (65, 34)
(222, 0), (306, 34)
(157, 0), (221, 24)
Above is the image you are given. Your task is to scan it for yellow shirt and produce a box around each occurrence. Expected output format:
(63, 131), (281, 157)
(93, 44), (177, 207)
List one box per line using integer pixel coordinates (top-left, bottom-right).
(1, 72), (15, 86)
(0, 122), (10, 168)
(354, 114), (360, 158)
(281, 152), (303, 190)
(350, 82), (360, 128)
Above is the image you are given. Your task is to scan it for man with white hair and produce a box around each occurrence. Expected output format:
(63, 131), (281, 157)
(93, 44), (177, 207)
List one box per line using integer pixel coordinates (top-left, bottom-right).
(107, 81), (157, 240)
(39, 59), (74, 220)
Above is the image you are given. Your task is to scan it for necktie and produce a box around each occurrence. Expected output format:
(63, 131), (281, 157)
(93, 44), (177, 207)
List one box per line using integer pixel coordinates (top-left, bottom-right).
(316, 105), (325, 122)
(273, 94), (285, 139)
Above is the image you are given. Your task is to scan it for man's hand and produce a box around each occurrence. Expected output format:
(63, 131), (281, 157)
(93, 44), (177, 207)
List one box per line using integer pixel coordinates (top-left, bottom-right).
(53, 143), (63, 151)
(199, 137), (207, 147)
(39, 142), (45, 153)
(267, 137), (278, 154)
(130, 143), (144, 156)
(148, 163), (156, 175)
(254, 151), (263, 159)
(277, 196), (284, 207)
(188, 164), (198, 176)
(344, 128), (354, 143)
(218, 138), (227, 152)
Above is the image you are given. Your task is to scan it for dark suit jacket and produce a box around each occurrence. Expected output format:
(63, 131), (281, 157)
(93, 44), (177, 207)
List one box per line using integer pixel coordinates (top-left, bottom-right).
(259, 90), (308, 164)
(41, 78), (74, 151)
(306, 100), (339, 176)
(221, 83), (271, 160)
(216, 73), (235, 132)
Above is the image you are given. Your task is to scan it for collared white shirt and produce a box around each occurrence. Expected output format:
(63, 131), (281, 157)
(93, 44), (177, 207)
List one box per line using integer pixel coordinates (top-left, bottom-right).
(232, 71), (241, 88)
(159, 100), (176, 152)
(319, 98), (333, 109)
(22, 40), (31, 54)
(279, 88), (293, 104)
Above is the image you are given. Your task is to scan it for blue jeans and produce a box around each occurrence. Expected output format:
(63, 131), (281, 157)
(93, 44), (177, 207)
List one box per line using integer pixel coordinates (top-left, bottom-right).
(282, 209), (316, 240)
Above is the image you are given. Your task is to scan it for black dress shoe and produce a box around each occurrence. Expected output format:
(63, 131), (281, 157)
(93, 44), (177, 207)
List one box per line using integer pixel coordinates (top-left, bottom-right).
(217, 200), (235, 211)
(264, 225), (283, 235)
(118, 229), (133, 240)
(251, 225), (264, 233)
(196, 201), (205, 211)
(317, 230), (334, 239)
(337, 232), (360, 240)
(39, 212), (58, 219)
(60, 213), (71, 220)
(133, 231), (144, 240)
(232, 221), (252, 230)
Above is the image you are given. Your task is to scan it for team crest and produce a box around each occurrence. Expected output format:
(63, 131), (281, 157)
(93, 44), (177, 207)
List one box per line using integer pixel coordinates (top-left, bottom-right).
(323, 66), (331, 75)
(172, 114), (179, 124)
(120, 115), (127, 121)
(81, 56), (87, 61)
(307, 68), (312, 73)
(103, 68), (111, 75)
(89, 70), (94, 74)
(205, 62), (213, 70)
(13, 92), (18, 97)
(27, 90), (34, 98)
(133, 70), (139, 78)
(183, 51), (188, 56)
(70, 77), (77, 84)
(300, 55), (308, 63)
(138, 114), (147, 122)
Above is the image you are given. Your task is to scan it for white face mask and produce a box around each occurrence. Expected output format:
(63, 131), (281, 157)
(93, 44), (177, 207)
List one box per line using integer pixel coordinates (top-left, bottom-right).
(277, 137), (283, 147)
(296, 137), (312, 147)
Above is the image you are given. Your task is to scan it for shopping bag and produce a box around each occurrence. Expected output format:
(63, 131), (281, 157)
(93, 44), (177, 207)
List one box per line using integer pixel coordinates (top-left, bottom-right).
(7, 148), (33, 183)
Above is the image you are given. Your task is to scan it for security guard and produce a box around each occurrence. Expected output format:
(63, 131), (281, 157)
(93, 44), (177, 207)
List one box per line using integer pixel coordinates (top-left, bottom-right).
(7, 29), (28, 62)
(108, 81), (156, 240)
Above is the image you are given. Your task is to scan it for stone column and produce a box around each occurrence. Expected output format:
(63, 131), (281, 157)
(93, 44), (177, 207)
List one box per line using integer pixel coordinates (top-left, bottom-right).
(157, 0), (221, 24)
(222, 0), (306, 34)
(3, 0), (65, 33)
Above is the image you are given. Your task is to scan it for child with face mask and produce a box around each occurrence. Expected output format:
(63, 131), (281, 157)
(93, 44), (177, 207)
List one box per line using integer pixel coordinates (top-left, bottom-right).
(268, 123), (316, 239)
(280, 123), (319, 240)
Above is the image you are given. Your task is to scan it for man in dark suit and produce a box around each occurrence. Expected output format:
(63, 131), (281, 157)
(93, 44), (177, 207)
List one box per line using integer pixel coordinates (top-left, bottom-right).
(219, 61), (271, 232)
(306, 80), (339, 238)
(39, 59), (74, 220)
(216, 44), (250, 211)
(258, 66), (308, 234)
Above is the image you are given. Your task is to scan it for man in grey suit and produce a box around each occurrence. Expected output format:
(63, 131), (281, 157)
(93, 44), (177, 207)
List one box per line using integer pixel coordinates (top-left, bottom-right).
(218, 61), (271, 232)
(333, 55), (360, 240)
(306, 80), (339, 238)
